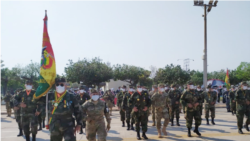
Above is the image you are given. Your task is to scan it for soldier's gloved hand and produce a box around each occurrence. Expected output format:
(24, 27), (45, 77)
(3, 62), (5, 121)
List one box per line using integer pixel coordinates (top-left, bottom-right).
(35, 111), (41, 116)
(175, 101), (179, 104)
(233, 100), (235, 102)
(187, 104), (193, 108)
(14, 107), (19, 110)
(143, 106), (147, 111)
(194, 103), (199, 107)
(20, 102), (26, 108)
(133, 107), (138, 112)
(106, 124), (111, 132)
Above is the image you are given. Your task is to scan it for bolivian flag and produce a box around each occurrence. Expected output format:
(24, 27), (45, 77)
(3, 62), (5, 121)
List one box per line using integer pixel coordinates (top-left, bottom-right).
(224, 69), (230, 89)
(34, 11), (56, 99)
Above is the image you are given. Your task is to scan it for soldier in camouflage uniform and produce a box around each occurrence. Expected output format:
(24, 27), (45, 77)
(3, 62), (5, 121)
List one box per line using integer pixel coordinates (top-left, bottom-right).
(38, 78), (82, 141)
(235, 82), (250, 134)
(116, 85), (127, 127)
(122, 85), (135, 130)
(77, 85), (91, 134)
(151, 83), (170, 138)
(4, 91), (13, 117)
(129, 84), (151, 140)
(149, 85), (158, 126)
(37, 95), (46, 131)
(169, 84), (181, 126)
(196, 85), (204, 115)
(103, 89), (115, 116)
(14, 80), (40, 141)
(14, 88), (24, 137)
(82, 89), (111, 141)
(181, 81), (202, 137)
(202, 84), (217, 125)
(229, 85), (236, 115)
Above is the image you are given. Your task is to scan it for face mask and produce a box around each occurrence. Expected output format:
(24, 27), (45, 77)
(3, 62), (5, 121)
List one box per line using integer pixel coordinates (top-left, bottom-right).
(189, 85), (194, 89)
(243, 86), (247, 90)
(80, 90), (85, 93)
(56, 86), (65, 93)
(137, 88), (142, 92)
(224, 88), (227, 91)
(130, 89), (135, 92)
(160, 88), (165, 92)
(121, 88), (125, 92)
(165, 87), (168, 90)
(92, 95), (99, 101)
(197, 89), (200, 91)
(25, 85), (32, 90)
(152, 88), (155, 91)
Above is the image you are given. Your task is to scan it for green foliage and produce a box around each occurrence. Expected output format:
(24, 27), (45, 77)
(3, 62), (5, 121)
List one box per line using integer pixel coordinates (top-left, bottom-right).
(236, 62), (250, 81)
(65, 57), (113, 88)
(190, 70), (203, 85)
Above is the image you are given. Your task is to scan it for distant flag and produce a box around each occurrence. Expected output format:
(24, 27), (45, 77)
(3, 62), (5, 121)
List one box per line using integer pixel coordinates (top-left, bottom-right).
(33, 10), (56, 99)
(224, 69), (230, 89)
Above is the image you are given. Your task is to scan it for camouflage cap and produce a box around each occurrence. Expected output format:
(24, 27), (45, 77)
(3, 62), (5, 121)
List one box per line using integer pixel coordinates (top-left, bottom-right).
(207, 84), (212, 89)
(152, 85), (158, 88)
(129, 85), (135, 89)
(187, 81), (193, 85)
(55, 77), (66, 83)
(136, 83), (141, 87)
(91, 89), (98, 93)
(158, 83), (165, 87)
(171, 84), (177, 88)
(241, 81), (247, 86)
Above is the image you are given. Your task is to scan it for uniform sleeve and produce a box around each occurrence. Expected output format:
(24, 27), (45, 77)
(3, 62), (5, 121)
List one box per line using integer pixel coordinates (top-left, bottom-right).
(213, 92), (217, 103)
(104, 103), (111, 124)
(14, 92), (22, 106)
(72, 95), (82, 126)
(180, 91), (187, 107)
(146, 94), (151, 108)
(129, 93), (135, 109)
(122, 95), (127, 109)
(116, 93), (121, 107)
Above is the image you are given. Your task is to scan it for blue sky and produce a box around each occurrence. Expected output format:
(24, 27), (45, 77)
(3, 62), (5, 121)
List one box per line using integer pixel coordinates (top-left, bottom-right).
(1, 1), (250, 75)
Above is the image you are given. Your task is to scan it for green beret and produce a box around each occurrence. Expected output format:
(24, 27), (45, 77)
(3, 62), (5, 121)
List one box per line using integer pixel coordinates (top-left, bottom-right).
(158, 83), (165, 87)
(91, 89), (98, 93)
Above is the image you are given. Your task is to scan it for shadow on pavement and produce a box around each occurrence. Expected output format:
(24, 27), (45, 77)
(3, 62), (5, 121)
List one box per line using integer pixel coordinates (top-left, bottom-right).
(199, 127), (230, 133)
(1, 118), (12, 123)
(108, 130), (120, 134)
(106, 136), (124, 141)
(200, 136), (235, 141)
(36, 138), (49, 141)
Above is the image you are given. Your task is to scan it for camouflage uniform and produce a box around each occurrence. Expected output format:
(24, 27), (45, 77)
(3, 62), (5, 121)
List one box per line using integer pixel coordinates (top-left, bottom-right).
(14, 89), (39, 141)
(149, 90), (156, 126)
(4, 92), (12, 117)
(37, 95), (46, 131)
(181, 83), (202, 137)
(202, 89), (217, 125)
(151, 83), (170, 137)
(235, 82), (250, 134)
(13, 89), (24, 137)
(229, 86), (236, 115)
(122, 86), (135, 130)
(116, 90), (126, 126)
(129, 88), (151, 140)
(82, 98), (111, 141)
(102, 90), (115, 115)
(196, 88), (204, 115)
(168, 87), (181, 126)
(77, 92), (90, 132)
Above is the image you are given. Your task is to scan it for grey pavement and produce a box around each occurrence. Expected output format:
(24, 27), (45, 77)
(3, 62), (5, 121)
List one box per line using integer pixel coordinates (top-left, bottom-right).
(1, 107), (250, 141)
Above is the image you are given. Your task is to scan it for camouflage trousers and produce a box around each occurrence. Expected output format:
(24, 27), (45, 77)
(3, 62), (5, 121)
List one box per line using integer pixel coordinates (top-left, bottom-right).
(199, 103), (203, 115)
(50, 120), (76, 141)
(6, 102), (11, 116)
(236, 104), (250, 129)
(205, 105), (215, 118)
(179, 103), (182, 113)
(230, 101), (236, 113)
(170, 105), (180, 119)
(21, 114), (38, 135)
(185, 108), (201, 128)
(86, 119), (107, 141)
(38, 109), (45, 124)
(151, 105), (155, 124)
(119, 108), (125, 121)
(125, 109), (134, 124)
(133, 111), (148, 132)
(155, 108), (169, 130)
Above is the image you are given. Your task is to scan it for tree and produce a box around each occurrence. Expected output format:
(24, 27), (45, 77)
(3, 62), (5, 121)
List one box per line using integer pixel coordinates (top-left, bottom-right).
(1, 60), (4, 68)
(190, 70), (203, 85)
(65, 57), (113, 89)
(113, 64), (151, 86)
(236, 62), (250, 81)
(229, 69), (242, 85)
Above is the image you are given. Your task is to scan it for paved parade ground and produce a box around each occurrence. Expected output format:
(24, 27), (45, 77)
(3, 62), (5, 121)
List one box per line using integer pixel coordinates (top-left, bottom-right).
(1, 106), (250, 141)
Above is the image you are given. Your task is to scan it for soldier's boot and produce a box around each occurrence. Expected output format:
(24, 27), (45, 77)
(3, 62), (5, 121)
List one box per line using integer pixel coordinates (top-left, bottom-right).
(142, 132), (148, 139)
(131, 123), (134, 130)
(232, 111), (234, 116)
(238, 129), (243, 134)
(137, 131), (141, 140)
(157, 129), (162, 138)
(176, 118), (180, 126)
(79, 126), (83, 134)
(127, 122), (130, 130)
(122, 121), (125, 127)
(171, 119), (174, 126)
(188, 128), (192, 137)
(245, 124), (249, 131)
(32, 134), (36, 141)
(25, 134), (30, 141)
(211, 118), (215, 125)
(206, 118), (210, 125)
(17, 128), (23, 137)
(193, 125), (201, 136)
(162, 126), (167, 135)
(38, 123), (42, 131)
(42, 120), (45, 128)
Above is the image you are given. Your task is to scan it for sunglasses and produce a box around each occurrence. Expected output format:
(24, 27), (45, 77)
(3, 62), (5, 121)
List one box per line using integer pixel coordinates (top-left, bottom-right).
(56, 83), (64, 87)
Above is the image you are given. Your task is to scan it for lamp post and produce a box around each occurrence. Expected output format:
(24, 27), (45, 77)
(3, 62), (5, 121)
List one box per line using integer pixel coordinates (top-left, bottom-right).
(193, 0), (218, 88)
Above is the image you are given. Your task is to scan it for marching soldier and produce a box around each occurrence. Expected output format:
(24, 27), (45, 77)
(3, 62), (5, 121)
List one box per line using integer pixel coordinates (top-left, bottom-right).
(102, 89), (114, 116)
(129, 84), (151, 140)
(196, 85), (204, 115)
(181, 81), (202, 137)
(223, 87), (231, 112)
(149, 85), (157, 126)
(235, 82), (250, 134)
(77, 85), (90, 134)
(116, 85), (127, 127)
(82, 89), (111, 141)
(151, 83), (170, 138)
(229, 85), (236, 115)
(14, 80), (40, 141)
(37, 95), (46, 131)
(122, 85), (135, 130)
(4, 90), (12, 117)
(14, 88), (24, 137)
(169, 84), (181, 126)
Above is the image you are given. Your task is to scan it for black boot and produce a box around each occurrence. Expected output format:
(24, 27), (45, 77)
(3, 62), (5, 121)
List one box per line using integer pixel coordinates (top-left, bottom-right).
(17, 128), (23, 137)
(176, 118), (180, 126)
(122, 121), (125, 127)
(245, 124), (249, 131)
(82, 122), (86, 128)
(38, 123), (42, 131)
(137, 131), (141, 140)
(206, 118), (209, 125)
(193, 125), (201, 136)
(127, 122), (130, 130)
(171, 119), (174, 126)
(79, 125), (83, 134)
(32, 134), (36, 141)
(232, 111), (234, 116)
(25, 134), (30, 141)
(188, 128), (191, 137)
(131, 123), (134, 130)
(211, 118), (215, 125)
(142, 132), (148, 139)
(238, 129), (243, 134)
(42, 120), (45, 128)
